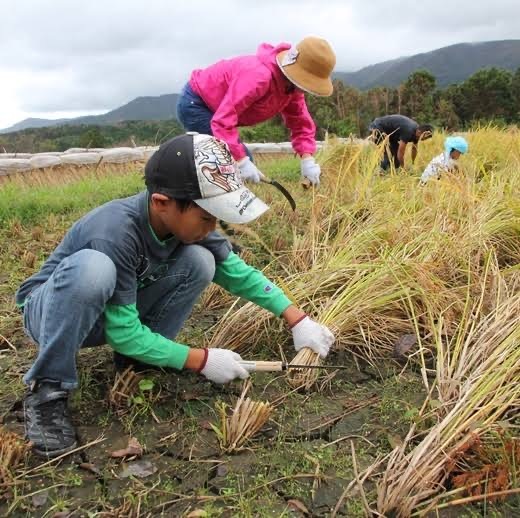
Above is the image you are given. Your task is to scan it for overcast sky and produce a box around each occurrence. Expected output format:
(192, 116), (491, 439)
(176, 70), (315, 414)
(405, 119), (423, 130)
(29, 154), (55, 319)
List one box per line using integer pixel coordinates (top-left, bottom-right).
(1, 0), (519, 129)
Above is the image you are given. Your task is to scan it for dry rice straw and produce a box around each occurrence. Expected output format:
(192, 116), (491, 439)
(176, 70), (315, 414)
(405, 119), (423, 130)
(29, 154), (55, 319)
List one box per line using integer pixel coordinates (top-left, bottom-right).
(287, 347), (322, 390)
(217, 380), (273, 453)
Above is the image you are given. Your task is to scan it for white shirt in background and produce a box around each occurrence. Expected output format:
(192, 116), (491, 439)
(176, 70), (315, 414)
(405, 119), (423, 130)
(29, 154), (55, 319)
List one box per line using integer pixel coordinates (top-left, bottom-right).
(421, 152), (458, 183)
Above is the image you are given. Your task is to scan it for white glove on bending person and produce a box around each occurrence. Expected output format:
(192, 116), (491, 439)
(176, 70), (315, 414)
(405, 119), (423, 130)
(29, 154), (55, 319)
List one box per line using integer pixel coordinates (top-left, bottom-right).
(237, 157), (262, 184)
(300, 157), (321, 185)
(200, 348), (252, 384)
(291, 316), (334, 358)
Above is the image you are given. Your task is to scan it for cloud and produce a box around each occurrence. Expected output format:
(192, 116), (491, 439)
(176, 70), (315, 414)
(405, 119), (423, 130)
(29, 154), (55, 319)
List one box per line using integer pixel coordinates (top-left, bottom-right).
(0, 0), (519, 127)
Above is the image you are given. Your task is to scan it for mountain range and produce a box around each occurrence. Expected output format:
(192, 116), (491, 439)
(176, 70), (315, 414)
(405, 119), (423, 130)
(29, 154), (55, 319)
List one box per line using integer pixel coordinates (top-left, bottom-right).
(2, 39), (520, 134)
(333, 40), (520, 89)
(1, 94), (179, 134)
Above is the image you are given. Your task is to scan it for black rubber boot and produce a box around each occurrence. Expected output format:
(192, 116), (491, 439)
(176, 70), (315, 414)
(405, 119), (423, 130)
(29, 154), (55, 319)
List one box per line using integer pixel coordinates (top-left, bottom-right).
(23, 380), (77, 458)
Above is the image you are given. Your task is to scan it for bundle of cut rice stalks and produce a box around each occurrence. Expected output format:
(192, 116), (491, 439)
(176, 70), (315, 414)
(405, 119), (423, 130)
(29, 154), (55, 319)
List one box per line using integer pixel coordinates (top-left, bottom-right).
(212, 380), (273, 453)
(287, 347), (322, 390)
(376, 291), (520, 517)
(109, 366), (141, 411)
(208, 250), (452, 363)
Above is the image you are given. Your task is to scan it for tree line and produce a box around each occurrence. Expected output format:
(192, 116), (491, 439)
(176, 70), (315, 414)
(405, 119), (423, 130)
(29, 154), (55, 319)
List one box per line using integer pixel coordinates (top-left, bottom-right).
(306, 66), (520, 139)
(1, 66), (519, 153)
(0, 120), (184, 154)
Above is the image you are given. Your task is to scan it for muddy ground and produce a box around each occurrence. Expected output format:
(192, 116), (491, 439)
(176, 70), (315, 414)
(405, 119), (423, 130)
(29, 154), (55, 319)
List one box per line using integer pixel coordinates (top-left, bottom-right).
(1, 305), (517, 517)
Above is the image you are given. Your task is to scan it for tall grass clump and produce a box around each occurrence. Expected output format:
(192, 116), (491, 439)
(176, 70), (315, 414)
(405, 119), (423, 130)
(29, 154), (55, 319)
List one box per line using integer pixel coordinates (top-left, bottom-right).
(377, 287), (520, 516)
(208, 128), (519, 367)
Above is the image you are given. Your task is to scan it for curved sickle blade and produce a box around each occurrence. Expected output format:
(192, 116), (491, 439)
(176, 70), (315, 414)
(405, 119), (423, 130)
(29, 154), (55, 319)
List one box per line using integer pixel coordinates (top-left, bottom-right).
(262, 179), (296, 211)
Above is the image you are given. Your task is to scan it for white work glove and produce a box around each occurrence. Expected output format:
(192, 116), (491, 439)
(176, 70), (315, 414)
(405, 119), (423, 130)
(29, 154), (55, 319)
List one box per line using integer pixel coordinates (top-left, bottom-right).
(237, 157), (262, 184)
(200, 348), (251, 384)
(300, 157), (321, 185)
(291, 316), (334, 358)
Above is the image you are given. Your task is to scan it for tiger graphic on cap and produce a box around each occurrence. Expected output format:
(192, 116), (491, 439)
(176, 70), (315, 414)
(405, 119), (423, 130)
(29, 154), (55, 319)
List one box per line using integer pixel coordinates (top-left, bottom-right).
(195, 135), (242, 193)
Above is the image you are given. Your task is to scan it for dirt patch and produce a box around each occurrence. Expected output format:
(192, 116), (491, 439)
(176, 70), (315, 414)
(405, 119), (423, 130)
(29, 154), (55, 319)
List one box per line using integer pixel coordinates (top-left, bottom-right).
(1, 337), (420, 516)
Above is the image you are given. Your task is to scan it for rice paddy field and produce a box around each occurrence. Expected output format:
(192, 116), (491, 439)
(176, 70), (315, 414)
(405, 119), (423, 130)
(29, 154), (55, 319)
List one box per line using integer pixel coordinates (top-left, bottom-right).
(0, 127), (518, 517)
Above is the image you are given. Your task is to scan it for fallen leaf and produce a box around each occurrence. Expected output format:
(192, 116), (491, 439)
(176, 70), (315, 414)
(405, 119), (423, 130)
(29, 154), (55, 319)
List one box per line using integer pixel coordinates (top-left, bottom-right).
(32, 490), (49, 508)
(138, 378), (154, 392)
(287, 499), (310, 515)
(393, 333), (417, 357)
(120, 459), (157, 478)
(199, 420), (215, 430)
(186, 511), (208, 517)
(216, 464), (228, 477)
(110, 437), (144, 458)
(52, 512), (71, 518)
(79, 462), (102, 476)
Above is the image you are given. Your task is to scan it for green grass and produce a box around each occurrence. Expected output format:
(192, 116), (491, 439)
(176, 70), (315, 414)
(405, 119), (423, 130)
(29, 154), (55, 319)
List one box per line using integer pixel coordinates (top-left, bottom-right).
(0, 168), (144, 226)
(0, 157), (300, 227)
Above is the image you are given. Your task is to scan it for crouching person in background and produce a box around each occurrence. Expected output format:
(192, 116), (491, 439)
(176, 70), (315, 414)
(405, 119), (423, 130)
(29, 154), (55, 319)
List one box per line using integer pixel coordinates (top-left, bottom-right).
(16, 133), (334, 458)
(368, 114), (434, 171)
(420, 136), (469, 184)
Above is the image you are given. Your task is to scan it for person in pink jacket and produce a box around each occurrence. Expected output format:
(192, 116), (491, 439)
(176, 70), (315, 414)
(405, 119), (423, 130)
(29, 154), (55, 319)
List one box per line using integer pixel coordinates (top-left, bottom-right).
(176, 36), (336, 185)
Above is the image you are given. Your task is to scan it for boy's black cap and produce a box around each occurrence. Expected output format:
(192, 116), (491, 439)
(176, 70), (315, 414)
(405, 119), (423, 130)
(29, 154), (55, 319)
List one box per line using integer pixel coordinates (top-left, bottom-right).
(145, 133), (202, 199)
(144, 132), (269, 224)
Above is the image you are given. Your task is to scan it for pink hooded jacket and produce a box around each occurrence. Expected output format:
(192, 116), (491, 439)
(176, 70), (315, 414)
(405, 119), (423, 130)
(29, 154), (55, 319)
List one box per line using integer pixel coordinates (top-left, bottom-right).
(189, 43), (317, 161)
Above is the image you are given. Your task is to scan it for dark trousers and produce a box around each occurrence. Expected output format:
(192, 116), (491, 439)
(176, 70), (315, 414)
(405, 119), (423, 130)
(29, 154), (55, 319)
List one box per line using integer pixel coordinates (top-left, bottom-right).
(368, 123), (400, 171)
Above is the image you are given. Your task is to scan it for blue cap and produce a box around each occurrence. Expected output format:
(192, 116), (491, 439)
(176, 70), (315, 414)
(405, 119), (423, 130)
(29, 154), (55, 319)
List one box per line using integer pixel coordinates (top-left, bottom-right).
(444, 136), (468, 155)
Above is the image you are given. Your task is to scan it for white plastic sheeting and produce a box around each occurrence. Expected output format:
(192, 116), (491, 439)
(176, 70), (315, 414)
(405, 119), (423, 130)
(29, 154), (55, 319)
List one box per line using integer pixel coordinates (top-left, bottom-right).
(142, 146), (159, 160)
(29, 155), (62, 168)
(0, 153), (32, 159)
(60, 153), (102, 165)
(0, 140), (359, 176)
(101, 148), (144, 163)
(63, 148), (89, 154)
(0, 146), (148, 174)
(0, 159), (32, 174)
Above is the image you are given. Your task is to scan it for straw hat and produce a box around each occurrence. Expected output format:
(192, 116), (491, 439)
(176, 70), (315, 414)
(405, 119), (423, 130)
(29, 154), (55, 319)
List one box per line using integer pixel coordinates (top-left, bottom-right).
(276, 36), (336, 97)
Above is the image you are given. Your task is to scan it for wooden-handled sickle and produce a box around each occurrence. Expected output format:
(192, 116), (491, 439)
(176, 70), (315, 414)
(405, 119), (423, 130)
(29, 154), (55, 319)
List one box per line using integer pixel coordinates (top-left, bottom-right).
(239, 360), (349, 372)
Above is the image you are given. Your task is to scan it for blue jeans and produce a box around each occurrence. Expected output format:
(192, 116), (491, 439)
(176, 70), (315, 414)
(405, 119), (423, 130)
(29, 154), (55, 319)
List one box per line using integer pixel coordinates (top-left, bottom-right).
(176, 83), (253, 162)
(22, 245), (216, 389)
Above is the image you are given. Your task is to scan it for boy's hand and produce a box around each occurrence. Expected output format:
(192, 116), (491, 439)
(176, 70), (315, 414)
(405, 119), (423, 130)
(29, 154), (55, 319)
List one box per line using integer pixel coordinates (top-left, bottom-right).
(200, 348), (252, 384)
(291, 317), (334, 358)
